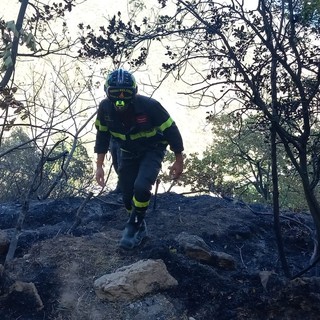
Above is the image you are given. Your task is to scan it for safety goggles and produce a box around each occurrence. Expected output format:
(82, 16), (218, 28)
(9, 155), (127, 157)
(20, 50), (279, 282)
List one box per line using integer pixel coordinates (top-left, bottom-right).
(107, 87), (136, 102)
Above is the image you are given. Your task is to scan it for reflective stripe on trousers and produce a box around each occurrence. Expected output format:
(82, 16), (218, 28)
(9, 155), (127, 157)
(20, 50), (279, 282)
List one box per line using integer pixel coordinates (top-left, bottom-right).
(118, 149), (165, 212)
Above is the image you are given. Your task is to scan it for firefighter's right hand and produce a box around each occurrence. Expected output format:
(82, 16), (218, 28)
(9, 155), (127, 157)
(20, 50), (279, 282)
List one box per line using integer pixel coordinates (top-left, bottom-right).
(95, 167), (105, 187)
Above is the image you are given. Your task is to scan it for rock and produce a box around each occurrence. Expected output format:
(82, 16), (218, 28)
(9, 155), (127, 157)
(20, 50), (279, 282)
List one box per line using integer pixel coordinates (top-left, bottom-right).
(175, 232), (236, 270)
(94, 259), (178, 302)
(0, 230), (9, 255)
(7, 281), (44, 311)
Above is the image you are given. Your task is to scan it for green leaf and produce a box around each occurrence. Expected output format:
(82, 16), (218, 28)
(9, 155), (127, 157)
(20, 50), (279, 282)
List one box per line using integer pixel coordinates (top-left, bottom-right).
(5, 20), (19, 37)
(25, 33), (37, 51)
(2, 48), (11, 59)
(4, 55), (13, 68)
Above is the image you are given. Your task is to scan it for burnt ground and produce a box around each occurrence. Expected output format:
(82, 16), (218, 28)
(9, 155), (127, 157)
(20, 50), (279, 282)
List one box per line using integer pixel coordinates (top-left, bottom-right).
(1, 192), (320, 320)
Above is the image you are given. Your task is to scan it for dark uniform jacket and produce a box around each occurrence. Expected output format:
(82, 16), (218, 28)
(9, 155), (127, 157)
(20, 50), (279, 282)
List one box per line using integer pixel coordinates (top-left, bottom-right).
(94, 95), (184, 155)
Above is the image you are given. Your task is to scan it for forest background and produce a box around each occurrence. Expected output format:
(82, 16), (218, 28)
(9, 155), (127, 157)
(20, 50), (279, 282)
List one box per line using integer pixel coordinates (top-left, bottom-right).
(1, 0), (211, 196)
(2, 0), (320, 276)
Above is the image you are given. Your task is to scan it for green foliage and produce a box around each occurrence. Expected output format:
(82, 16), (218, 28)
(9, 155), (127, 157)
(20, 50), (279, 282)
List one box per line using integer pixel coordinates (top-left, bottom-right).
(160, 151), (225, 193)
(208, 114), (273, 202)
(0, 129), (93, 202)
(161, 114), (310, 211)
(1, 19), (43, 72)
(301, 0), (320, 25)
(41, 138), (93, 199)
(0, 129), (39, 201)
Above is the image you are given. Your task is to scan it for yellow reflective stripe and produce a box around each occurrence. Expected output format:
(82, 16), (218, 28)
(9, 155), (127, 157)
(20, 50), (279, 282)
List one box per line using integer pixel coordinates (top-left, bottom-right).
(110, 131), (126, 141)
(95, 119), (108, 132)
(133, 196), (150, 208)
(159, 117), (174, 132)
(130, 129), (157, 140)
(97, 117), (174, 141)
(110, 131), (168, 142)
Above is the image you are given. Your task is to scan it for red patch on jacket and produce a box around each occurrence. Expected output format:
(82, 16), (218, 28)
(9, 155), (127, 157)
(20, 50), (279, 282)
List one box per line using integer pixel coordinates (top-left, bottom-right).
(136, 115), (148, 123)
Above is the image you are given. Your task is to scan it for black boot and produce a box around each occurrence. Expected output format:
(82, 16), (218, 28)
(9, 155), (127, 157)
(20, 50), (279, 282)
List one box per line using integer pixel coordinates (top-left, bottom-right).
(119, 210), (147, 250)
(134, 219), (148, 247)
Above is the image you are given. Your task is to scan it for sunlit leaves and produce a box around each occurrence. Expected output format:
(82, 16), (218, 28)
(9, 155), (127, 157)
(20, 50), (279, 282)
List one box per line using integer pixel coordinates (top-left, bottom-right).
(0, 129), (92, 201)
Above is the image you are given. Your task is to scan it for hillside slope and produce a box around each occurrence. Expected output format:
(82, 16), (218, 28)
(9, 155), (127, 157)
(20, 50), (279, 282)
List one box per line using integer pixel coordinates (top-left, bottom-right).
(0, 192), (320, 320)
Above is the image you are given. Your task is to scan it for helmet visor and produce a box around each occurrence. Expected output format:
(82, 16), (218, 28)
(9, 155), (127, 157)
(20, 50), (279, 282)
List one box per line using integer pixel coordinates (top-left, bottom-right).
(107, 87), (136, 102)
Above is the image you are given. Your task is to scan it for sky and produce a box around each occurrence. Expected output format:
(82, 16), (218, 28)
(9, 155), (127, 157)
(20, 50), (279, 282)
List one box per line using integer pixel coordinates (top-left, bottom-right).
(2, 0), (211, 158)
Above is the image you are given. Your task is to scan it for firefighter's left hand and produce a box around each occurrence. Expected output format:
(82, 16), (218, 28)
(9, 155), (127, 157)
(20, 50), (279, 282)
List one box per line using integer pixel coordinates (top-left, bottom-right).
(170, 154), (184, 180)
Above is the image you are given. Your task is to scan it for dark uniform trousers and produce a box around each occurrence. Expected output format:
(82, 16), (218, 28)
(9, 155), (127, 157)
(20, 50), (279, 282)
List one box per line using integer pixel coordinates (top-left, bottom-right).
(118, 148), (166, 212)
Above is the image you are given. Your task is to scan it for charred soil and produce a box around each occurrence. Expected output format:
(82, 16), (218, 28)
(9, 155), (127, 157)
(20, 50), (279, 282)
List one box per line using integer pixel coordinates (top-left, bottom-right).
(0, 192), (320, 320)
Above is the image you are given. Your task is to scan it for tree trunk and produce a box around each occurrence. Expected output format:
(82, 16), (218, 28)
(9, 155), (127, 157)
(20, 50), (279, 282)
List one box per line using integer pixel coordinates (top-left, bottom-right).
(271, 126), (290, 277)
(0, 0), (29, 89)
(301, 184), (320, 264)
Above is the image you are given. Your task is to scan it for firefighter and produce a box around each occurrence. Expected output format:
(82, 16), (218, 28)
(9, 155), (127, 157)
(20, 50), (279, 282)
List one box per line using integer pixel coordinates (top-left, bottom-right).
(94, 68), (184, 250)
